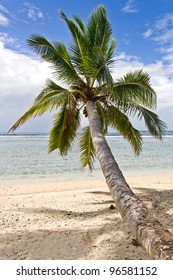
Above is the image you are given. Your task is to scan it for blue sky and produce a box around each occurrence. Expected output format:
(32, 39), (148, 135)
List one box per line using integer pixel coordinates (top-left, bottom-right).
(0, 0), (173, 132)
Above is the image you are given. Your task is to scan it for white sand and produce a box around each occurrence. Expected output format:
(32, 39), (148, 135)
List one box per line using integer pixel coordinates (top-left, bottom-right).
(0, 175), (173, 260)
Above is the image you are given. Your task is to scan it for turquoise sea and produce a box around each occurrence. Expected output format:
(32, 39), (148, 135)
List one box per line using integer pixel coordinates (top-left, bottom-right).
(0, 132), (173, 182)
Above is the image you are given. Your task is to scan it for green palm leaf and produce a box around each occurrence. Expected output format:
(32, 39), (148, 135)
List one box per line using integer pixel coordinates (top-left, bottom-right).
(86, 5), (115, 86)
(8, 88), (69, 133)
(111, 70), (157, 109)
(128, 105), (167, 138)
(60, 6), (115, 87)
(87, 5), (112, 52)
(79, 126), (96, 170)
(27, 35), (83, 85)
(34, 79), (69, 102)
(73, 15), (86, 34)
(48, 97), (80, 155)
(105, 39), (116, 67)
(105, 104), (143, 155)
(59, 10), (90, 83)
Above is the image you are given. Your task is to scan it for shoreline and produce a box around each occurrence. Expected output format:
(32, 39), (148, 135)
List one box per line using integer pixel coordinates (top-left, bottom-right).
(0, 176), (173, 260)
(0, 173), (173, 194)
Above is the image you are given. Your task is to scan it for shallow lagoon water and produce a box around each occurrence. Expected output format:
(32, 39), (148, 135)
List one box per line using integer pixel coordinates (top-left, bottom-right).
(0, 135), (172, 182)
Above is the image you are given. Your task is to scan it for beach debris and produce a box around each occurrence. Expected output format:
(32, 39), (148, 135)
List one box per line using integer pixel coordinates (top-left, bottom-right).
(131, 238), (140, 246)
(109, 204), (115, 210)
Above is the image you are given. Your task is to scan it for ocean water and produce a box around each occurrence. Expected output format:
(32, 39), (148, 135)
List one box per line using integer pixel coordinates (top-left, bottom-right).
(0, 133), (172, 182)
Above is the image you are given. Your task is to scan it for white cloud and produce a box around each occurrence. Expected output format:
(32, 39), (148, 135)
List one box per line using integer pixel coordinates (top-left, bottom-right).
(155, 13), (173, 30)
(0, 4), (15, 26)
(0, 40), (173, 132)
(0, 12), (9, 26)
(24, 2), (44, 21)
(154, 29), (173, 43)
(143, 28), (153, 38)
(143, 13), (173, 99)
(0, 3), (30, 27)
(0, 42), (51, 132)
(0, 4), (10, 14)
(162, 46), (173, 63)
(112, 52), (173, 128)
(144, 13), (173, 46)
(122, 0), (138, 14)
(0, 33), (17, 47)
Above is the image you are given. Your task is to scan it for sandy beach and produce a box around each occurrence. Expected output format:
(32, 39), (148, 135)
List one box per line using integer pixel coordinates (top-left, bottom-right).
(0, 175), (173, 260)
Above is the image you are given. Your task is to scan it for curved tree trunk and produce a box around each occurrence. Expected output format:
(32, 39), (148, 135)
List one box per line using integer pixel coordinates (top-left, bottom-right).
(86, 100), (173, 260)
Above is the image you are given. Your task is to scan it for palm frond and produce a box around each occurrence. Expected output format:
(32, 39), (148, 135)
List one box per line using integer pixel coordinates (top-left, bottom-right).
(105, 39), (116, 67)
(52, 41), (84, 84)
(106, 104), (143, 155)
(48, 97), (80, 155)
(59, 10), (84, 39)
(60, 7), (115, 87)
(87, 5), (112, 53)
(59, 10), (90, 83)
(128, 105), (167, 138)
(70, 42), (89, 79)
(79, 126), (96, 170)
(97, 63), (114, 86)
(34, 79), (69, 102)
(111, 70), (156, 109)
(73, 15), (86, 34)
(8, 82), (70, 133)
(27, 35), (83, 85)
(86, 5), (115, 86)
(83, 46), (114, 87)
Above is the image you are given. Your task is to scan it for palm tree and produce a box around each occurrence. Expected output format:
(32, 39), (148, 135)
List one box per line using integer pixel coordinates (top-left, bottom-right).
(9, 5), (173, 259)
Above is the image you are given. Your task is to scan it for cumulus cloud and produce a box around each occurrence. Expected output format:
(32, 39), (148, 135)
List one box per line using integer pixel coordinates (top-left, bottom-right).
(0, 39), (173, 132)
(122, 0), (138, 14)
(0, 42), (51, 132)
(112, 52), (173, 128)
(24, 2), (44, 21)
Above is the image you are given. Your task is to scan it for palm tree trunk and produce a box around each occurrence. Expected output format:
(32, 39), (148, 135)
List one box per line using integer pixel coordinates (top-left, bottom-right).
(86, 100), (173, 260)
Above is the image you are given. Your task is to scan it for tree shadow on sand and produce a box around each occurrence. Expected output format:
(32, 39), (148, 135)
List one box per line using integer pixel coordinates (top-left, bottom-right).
(134, 187), (173, 234)
(87, 190), (114, 205)
(1, 187), (173, 260)
(0, 222), (148, 260)
(0, 189), (148, 260)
